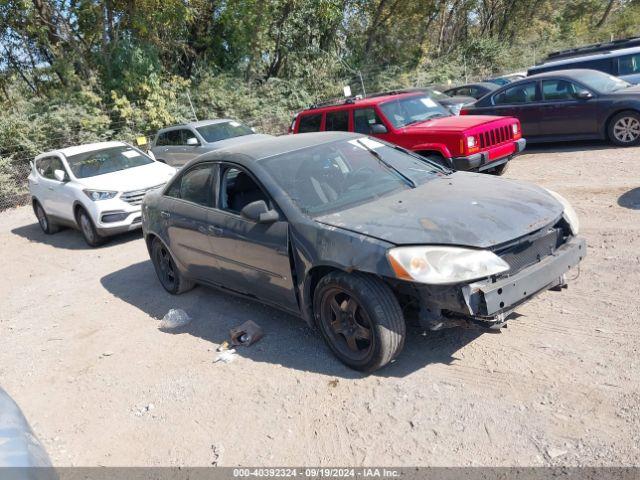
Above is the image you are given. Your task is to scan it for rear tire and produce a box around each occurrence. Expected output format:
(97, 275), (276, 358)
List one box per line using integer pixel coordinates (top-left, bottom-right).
(33, 201), (60, 234)
(608, 110), (640, 146)
(151, 238), (195, 294)
(313, 272), (405, 372)
(76, 208), (106, 247)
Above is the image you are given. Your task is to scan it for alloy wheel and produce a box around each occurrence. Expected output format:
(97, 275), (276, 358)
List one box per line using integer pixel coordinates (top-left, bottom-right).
(613, 116), (640, 143)
(320, 287), (374, 362)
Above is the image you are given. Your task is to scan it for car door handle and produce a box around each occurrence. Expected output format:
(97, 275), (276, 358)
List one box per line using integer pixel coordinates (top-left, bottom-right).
(208, 225), (224, 236)
(162, 148), (169, 152)
(160, 211), (171, 219)
(48, 186), (54, 191)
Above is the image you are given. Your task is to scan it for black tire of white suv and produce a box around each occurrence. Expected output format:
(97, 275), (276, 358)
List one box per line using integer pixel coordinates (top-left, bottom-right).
(76, 208), (106, 247)
(33, 200), (60, 235)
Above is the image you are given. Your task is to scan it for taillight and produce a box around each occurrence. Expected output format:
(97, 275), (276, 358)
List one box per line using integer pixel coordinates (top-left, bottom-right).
(459, 108), (470, 115)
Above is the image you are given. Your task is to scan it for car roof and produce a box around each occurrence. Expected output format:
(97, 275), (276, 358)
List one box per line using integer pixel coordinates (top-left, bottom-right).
(159, 119), (237, 131)
(36, 141), (128, 159)
(532, 45), (640, 69)
(197, 131), (364, 162)
(448, 82), (497, 90)
(524, 68), (609, 81)
(301, 92), (426, 113)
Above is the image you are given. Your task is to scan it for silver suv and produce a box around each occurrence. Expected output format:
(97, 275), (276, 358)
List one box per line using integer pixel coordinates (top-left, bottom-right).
(149, 119), (272, 166)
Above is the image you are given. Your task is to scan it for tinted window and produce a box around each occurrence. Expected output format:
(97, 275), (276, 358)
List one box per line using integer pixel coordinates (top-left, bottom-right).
(325, 110), (349, 131)
(353, 107), (386, 133)
(196, 121), (253, 143)
(219, 166), (269, 214)
(259, 138), (442, 216)
(573, 58), (614, 73)
(165, 130), (183, 146)
(66, 146), (154, 179)
(618, 53), (640, 75)
(542, 79), (581, 100)
(493, 82), (537, 105)
(156, 132), (168, 146)
(166, 163), (214, 207)
(298, 114), (322, 133)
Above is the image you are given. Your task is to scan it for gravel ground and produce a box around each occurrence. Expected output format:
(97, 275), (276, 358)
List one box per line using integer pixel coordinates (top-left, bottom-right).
(1, 141), (639, 467)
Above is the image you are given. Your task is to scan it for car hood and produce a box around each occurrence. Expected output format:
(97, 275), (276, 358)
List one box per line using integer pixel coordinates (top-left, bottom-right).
(402, 115), (508, 133)
(75, 161), (176, 192)
(316, 172), (563, 249)
(610, 84), (640, 95)
(0, 387), (53, 468)
(204, 133), (273, 149)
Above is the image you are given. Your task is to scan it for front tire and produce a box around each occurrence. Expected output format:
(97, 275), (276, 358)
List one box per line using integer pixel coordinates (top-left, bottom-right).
(151, 238), (195, 294)
(313, 272), (405, 372)
(33, 201), (60, 234)
(76, 208), (106, 247)
(489, 161), (509, 176)
(608, 111), (640, 146)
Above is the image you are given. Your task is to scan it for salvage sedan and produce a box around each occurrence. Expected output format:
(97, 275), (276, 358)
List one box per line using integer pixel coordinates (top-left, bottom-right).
(142, 132), (585, 372)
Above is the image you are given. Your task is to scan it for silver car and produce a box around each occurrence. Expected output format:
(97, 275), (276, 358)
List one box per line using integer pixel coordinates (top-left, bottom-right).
(149, 119), (272, 167)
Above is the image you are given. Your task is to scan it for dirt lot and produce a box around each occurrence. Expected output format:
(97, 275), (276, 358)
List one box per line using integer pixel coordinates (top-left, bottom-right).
(1, 142), (639, 467)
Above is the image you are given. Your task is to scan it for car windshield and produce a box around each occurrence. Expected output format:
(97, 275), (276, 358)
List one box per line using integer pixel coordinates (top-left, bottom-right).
(259, 137), (444, 216)
(577, 71), (631, 93)
(66, 146), (154, 179)
(196, 121), (254, 143)
(378, 94), (450, 128)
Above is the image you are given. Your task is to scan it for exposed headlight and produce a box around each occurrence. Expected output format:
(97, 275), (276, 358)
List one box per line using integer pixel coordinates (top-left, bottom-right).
(466, 136), (477, 148)
(83, 189), (118, 201)
(545, 189), (579, 235)
(387, 246), (510, 285)
(512, 123), (519, 134)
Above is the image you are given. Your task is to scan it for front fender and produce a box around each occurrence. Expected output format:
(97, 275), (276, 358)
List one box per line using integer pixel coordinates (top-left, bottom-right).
(410, 143), (452, 159)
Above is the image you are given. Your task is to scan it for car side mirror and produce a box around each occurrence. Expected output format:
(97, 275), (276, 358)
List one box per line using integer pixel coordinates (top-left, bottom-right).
(54, 169), (67, 182)
(575, 90), (593, 100)
(186, 137), (199, 146)
(241, 200), (279, 223)
(370, 124), (388, 134)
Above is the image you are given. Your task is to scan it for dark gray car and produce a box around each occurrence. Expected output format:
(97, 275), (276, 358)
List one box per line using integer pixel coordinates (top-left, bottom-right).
(142, 132), (585, 372)
(149, 119), (272, 167)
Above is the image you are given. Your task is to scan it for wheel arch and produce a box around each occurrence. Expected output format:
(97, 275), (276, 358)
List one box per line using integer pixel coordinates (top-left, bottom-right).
(300, 264), (349, 328)
(604, 108), (640, 140)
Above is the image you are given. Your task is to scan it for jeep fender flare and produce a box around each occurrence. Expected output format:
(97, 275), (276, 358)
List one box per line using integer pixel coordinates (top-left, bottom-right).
(411, 143), (452, 159)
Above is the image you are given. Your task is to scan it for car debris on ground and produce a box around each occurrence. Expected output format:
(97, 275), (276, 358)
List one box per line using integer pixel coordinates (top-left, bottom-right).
(214, 349), (237, 364)
(158, 309), (191, 330)
(230, 320), (264, 347)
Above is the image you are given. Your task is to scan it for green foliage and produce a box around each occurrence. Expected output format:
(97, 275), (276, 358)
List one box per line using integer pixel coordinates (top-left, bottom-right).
(1, 0), (640, 208)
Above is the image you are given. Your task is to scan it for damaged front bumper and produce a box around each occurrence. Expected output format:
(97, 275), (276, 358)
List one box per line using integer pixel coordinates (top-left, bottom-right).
(411, 236), (586, 328)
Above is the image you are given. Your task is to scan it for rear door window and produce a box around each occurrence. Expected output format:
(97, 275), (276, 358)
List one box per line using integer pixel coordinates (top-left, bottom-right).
(493, 82), (537, 105)
(165, 130), (183, 146)
(325, 110), (349, 131)
(298, 114), (322, 133)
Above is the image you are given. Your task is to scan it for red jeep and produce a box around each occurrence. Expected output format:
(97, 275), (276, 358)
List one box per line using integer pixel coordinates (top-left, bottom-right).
(290, 91), (525, 174)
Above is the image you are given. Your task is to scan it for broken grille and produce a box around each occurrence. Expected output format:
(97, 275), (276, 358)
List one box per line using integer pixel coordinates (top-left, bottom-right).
(496, 228), (563, 274)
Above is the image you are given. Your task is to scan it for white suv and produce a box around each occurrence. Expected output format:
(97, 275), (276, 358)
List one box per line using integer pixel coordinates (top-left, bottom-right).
(28, 141), (176, 246)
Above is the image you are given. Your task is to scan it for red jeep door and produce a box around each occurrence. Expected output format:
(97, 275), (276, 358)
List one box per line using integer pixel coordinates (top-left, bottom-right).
(352, 107), (395, 143)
